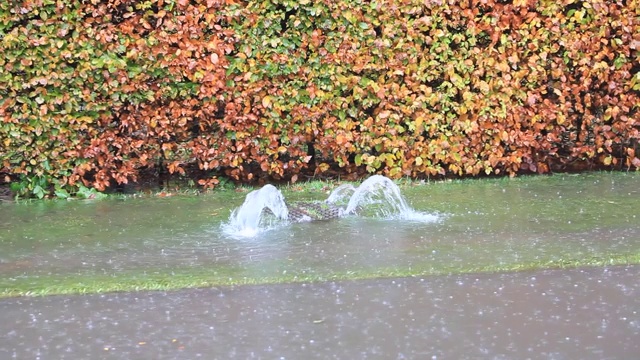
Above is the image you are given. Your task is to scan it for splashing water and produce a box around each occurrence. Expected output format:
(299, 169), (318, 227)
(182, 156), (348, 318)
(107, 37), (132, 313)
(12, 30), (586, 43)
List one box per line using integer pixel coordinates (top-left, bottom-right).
(325, 184), (356, 207)
(342, 175), (438, 222)
(221, 184), (289, 237)
(223, 176), (439, 237)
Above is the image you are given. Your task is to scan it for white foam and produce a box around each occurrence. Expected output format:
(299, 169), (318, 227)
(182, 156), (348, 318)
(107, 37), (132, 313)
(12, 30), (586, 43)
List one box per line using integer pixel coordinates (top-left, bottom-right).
(221, 184), (289, 238)
(223, 176), (442, 237)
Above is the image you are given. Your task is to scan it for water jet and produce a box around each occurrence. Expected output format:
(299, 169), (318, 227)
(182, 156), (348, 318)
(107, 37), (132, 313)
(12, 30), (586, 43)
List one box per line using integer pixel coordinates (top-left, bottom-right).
(222, 175), (438, 237)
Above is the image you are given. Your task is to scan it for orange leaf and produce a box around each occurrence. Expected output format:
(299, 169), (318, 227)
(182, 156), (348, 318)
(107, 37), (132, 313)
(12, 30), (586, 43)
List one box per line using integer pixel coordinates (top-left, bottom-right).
(262, 95), (272, 109)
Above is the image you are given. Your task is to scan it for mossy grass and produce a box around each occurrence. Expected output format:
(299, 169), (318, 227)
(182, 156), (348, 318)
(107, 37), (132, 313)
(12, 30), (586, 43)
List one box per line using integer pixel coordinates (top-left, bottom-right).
(2, 252), (638, 299)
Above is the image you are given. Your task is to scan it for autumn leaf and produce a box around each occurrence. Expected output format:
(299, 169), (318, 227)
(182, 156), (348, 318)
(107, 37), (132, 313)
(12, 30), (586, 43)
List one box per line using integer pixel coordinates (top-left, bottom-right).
(477, 81), (490, 94)
(513, 0), (529, 7)
(262, 95), (272, 109)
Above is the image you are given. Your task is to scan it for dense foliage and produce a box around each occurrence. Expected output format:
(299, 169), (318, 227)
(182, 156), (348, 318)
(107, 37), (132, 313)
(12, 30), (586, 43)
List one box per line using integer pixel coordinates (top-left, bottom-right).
(1, 0), (638, 197)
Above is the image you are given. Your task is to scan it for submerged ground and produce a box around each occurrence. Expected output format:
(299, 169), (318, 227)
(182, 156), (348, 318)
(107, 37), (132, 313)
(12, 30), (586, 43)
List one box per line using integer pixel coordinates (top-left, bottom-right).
(0, 172), (639, 297)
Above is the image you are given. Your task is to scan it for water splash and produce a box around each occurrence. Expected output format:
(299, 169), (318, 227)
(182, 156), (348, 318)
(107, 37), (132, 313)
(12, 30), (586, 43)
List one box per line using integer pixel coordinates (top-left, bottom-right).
(342, 175), (438, 222)
(223, 176), (439, 237)
(221, 185), (289, 237)
(325, 184), (356, 207)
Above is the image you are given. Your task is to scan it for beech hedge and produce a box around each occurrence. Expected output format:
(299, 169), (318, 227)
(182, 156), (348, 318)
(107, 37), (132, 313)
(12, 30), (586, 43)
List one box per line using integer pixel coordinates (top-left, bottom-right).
(1, 0), (638, 197)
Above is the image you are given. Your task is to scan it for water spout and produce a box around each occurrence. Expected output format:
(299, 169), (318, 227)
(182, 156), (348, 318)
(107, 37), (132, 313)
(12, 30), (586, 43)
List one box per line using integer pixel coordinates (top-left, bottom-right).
(343, 175), (410, 216)
(342, 175), (438, 222)
(223, 176), (439, 237)
(325, 184), (356, 207)
(221, 184), (288, 237)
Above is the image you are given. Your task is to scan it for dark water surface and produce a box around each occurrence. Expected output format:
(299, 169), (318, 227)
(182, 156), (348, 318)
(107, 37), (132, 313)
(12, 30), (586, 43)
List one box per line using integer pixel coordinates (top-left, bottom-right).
(1, 266), (639, 359)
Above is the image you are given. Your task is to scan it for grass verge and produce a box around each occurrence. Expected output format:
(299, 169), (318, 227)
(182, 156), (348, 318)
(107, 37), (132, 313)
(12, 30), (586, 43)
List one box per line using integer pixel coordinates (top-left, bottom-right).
(2, 252), (638, 299)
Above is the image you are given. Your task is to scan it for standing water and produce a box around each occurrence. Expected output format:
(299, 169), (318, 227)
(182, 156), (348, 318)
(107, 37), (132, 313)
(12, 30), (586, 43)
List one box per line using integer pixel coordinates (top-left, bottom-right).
(1, 173), (639, 358)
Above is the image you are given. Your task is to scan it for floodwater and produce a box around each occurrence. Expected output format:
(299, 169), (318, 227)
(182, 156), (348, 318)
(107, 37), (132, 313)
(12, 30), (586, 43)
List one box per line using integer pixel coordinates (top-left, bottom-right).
(1, 266), (639, 359)
(0, 173), (638, 284)
(1, 172), (639, 358)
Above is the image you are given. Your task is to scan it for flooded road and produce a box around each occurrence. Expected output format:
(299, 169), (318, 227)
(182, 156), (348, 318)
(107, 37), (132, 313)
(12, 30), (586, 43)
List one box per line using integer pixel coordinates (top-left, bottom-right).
(1, 265), (639, 359)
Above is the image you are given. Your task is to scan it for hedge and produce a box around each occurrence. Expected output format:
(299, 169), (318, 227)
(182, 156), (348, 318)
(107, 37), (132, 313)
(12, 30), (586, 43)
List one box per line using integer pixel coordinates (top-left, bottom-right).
(1, 0), (638, 198)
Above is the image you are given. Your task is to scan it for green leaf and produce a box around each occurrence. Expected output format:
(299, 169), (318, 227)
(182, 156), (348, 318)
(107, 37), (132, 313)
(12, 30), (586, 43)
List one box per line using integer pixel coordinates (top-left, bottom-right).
(355, 154), (363, 166)
(343, 11), (356, 24)
(55, 189), (70, 199)
(33, 185), (46, 199)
